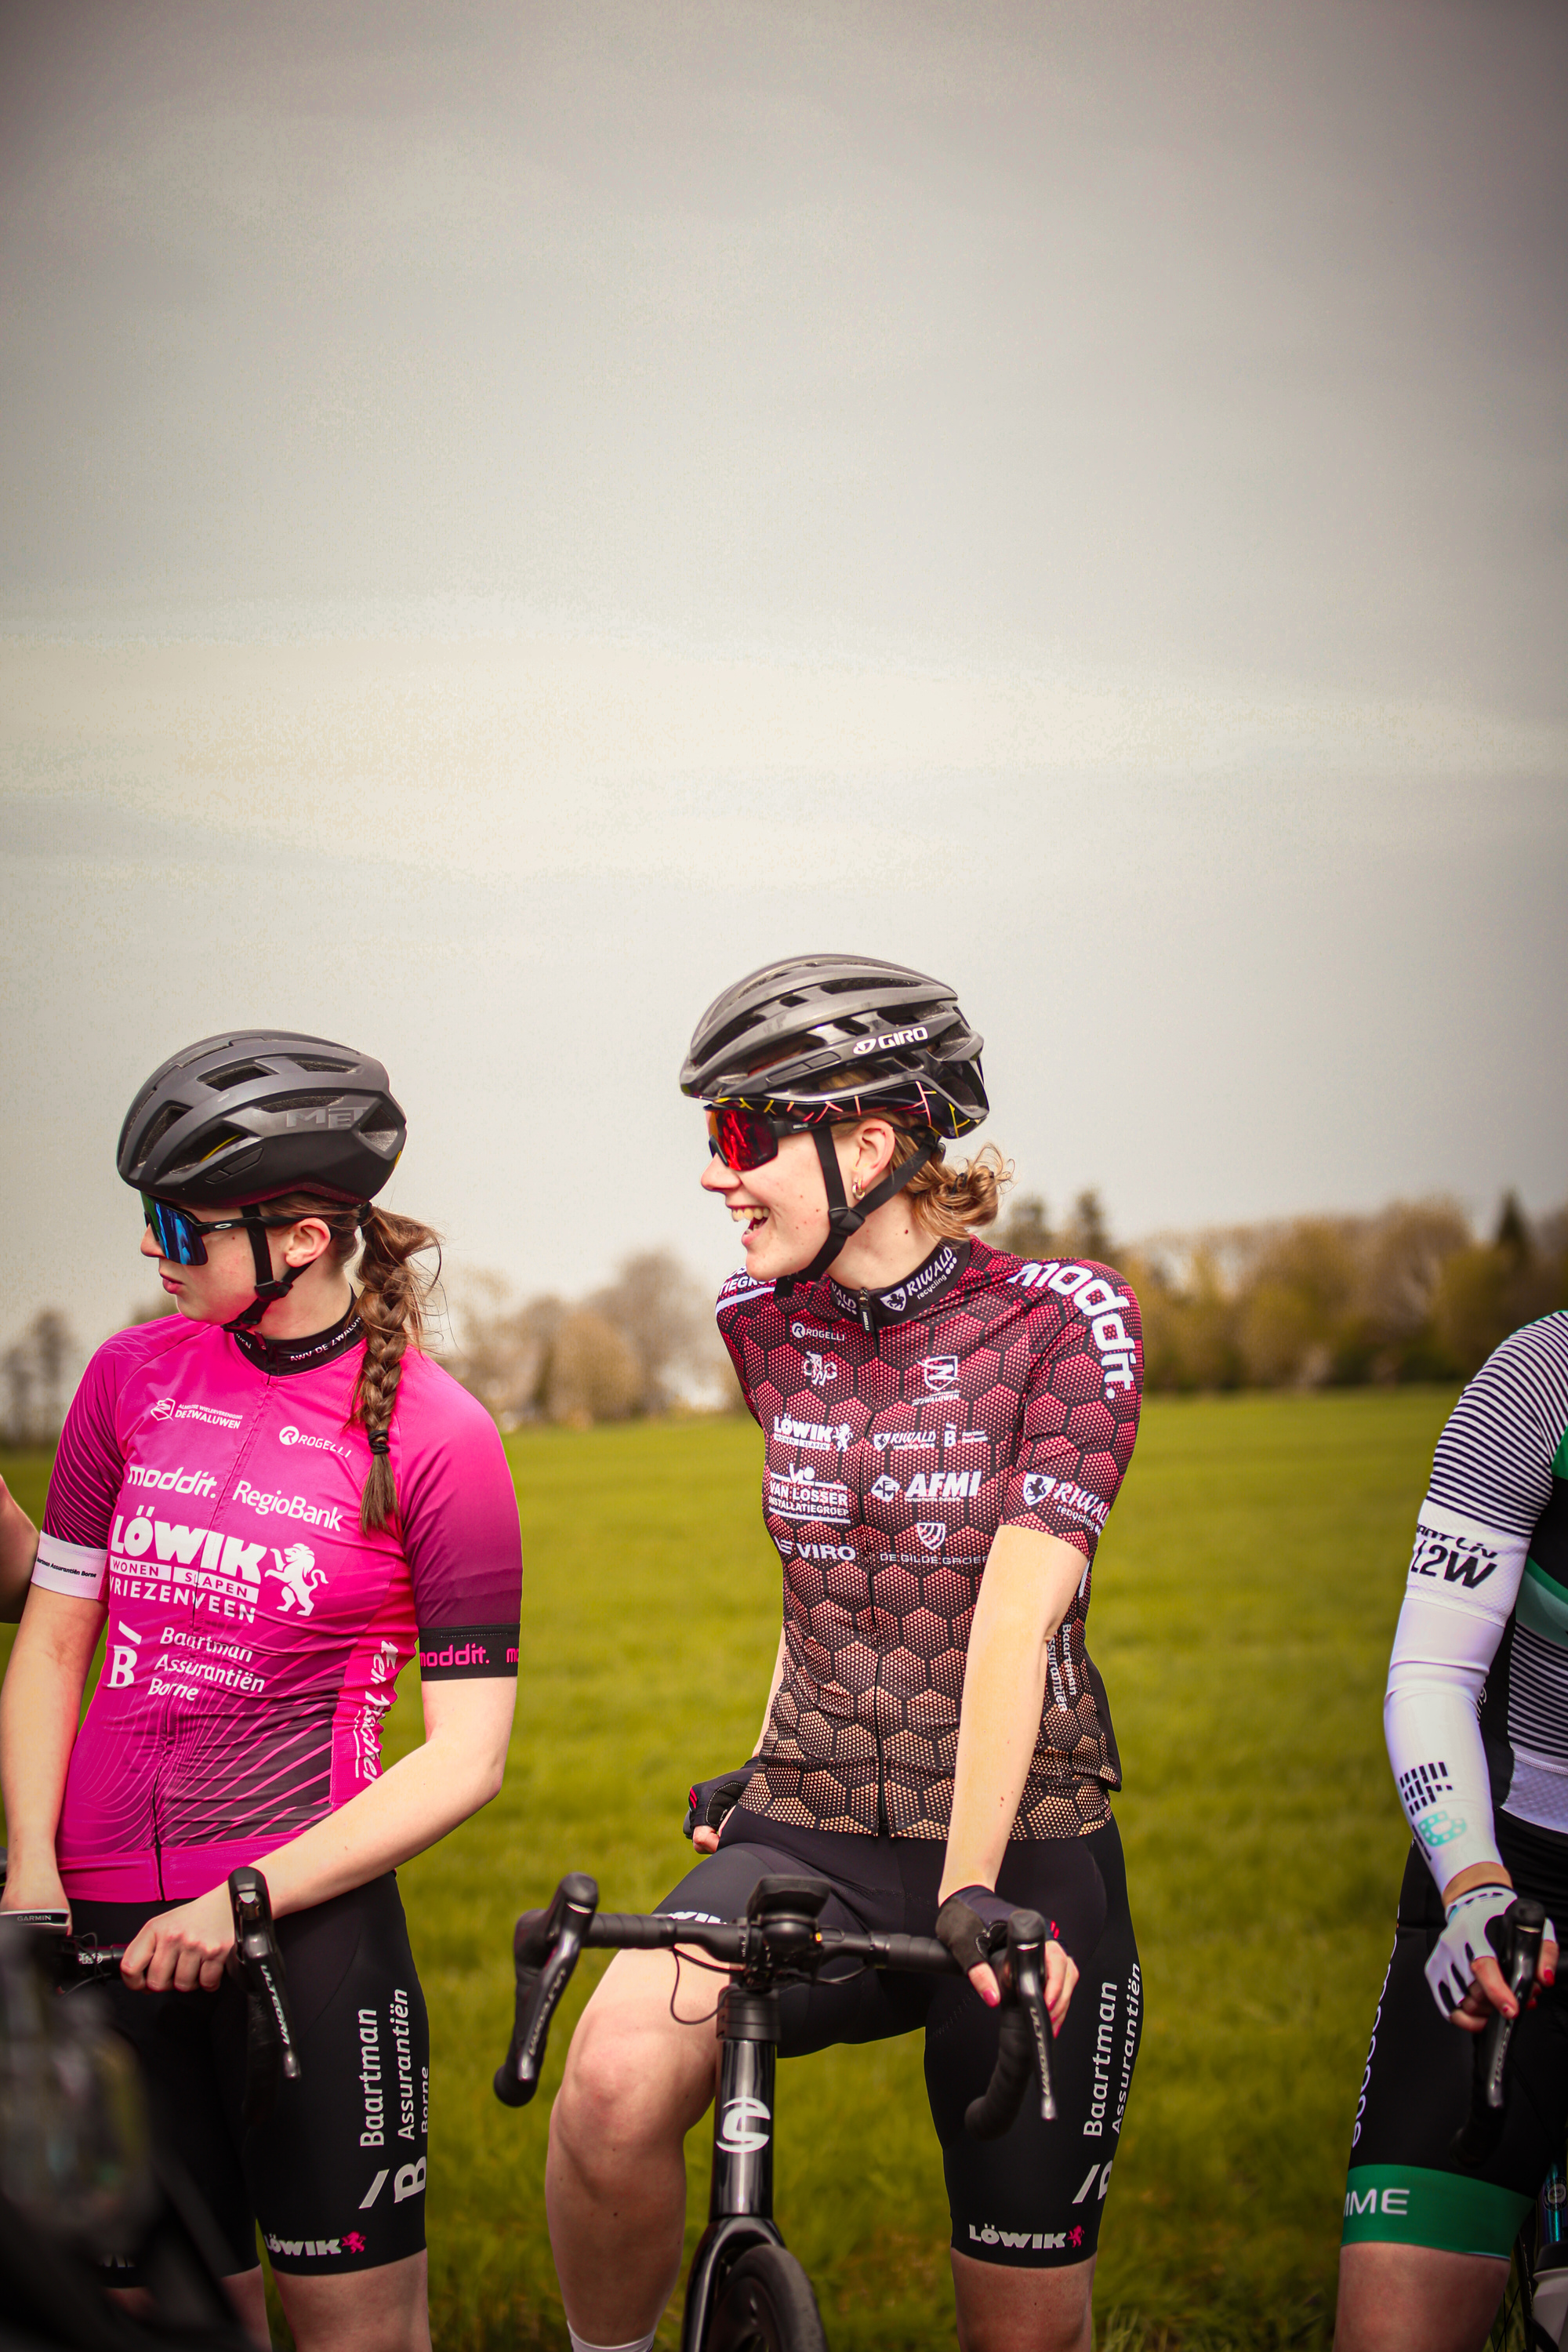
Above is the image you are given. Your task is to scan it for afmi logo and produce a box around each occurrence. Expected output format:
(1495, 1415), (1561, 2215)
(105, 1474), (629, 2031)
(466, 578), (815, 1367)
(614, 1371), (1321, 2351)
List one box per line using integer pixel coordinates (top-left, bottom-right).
(869, 1469), (981, 1503)
(851, 1025), (928, 1057)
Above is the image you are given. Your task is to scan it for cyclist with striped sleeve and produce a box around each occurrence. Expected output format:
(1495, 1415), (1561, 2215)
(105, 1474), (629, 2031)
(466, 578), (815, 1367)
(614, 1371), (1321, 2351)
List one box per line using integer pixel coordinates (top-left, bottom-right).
(1337, 1311), (1568, 2352)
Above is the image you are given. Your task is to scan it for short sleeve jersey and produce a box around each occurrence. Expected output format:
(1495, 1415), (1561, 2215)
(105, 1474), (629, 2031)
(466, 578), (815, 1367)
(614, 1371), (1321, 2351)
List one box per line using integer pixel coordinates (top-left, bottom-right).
(715, 1236), (1143, 1841)
(33, 1312), (522, 1901)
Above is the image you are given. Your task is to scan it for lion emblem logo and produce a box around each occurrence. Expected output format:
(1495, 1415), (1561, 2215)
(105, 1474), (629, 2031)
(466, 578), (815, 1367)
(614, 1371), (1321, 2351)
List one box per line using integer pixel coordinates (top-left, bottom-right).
(266, 1543), (328, 1616)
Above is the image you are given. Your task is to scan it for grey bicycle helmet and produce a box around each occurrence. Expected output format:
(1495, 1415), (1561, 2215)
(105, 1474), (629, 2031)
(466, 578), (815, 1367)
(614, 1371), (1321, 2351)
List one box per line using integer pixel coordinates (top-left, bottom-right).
(119, 1031), (405, 1207)
(681, 953), (987, 1136)
(681, 954), (987, 1290)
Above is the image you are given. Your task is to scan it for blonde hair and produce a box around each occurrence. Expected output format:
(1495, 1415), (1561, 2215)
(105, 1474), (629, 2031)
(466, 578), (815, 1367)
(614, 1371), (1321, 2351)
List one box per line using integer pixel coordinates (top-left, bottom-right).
(887, 1128), (1011, 1241)
(260, 1192), (441, 1534)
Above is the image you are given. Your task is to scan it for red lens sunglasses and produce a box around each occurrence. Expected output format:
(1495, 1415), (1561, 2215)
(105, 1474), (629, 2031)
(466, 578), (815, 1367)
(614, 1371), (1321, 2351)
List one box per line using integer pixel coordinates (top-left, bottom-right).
(706, 1105), (812, 1171)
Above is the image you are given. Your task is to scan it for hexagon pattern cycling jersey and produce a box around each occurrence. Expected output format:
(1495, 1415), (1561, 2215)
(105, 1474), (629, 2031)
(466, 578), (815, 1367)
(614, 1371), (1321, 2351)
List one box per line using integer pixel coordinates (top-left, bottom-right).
(715, 1237), (1143, 1839)
(31, 1313), (522, 1901)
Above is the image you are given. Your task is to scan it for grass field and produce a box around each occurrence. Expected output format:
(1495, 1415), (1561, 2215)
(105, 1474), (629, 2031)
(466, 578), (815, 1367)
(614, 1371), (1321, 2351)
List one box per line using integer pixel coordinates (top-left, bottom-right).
(0, 1388), (1455, 2350)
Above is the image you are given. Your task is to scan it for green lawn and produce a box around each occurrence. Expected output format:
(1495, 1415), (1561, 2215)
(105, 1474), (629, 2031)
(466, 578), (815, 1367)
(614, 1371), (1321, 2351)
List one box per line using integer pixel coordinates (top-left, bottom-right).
(0, 1391), (1454, 2350)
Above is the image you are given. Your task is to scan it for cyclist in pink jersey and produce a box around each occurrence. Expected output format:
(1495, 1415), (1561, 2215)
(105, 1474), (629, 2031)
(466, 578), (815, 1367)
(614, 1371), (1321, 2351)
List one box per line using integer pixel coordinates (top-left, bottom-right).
(545, 957), (1144, 2352)
(0, 1033), (522, 2352)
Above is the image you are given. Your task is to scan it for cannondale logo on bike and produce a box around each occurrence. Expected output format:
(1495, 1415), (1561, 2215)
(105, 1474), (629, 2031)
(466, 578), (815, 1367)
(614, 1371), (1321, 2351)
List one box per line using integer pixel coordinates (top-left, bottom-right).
(717, 2095), (771, 2154)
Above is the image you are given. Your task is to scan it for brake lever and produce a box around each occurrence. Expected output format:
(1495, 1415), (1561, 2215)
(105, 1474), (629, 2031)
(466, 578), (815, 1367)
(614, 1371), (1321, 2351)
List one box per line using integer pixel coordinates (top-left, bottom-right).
(229, 1867), (301, 2130)
(1003, 1910), (1058, 2125)
(495, 1873), (599, 2107)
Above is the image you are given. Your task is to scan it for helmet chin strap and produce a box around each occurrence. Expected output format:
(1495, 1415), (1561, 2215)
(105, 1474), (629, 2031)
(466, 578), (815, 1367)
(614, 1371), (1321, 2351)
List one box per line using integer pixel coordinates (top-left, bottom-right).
(223, 1207), (303, 1333)
(775, 1125), (938, 1296)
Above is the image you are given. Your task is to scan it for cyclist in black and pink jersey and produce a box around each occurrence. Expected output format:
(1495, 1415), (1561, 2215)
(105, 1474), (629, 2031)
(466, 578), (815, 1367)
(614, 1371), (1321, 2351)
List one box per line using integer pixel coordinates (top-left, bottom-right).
(545, 956), (1145, 2352)
(0, 1033), (522, 2352)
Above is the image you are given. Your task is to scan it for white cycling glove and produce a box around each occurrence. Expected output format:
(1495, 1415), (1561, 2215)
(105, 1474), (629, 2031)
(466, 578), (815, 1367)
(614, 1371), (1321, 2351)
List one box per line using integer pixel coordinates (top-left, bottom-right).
(1424, 1886), (1556, 2018)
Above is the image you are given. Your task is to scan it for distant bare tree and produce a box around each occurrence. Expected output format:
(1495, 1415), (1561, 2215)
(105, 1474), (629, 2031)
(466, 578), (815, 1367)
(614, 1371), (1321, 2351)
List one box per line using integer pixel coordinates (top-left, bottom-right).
(2, 1345), (36, 1446)
(1, 1310), (82, 1443)
(990, 1195), (1054, 1260)
(545, 1310), (643, 1426)
(442, 1272), (565, 1429)
(590, 1249), (717, 1413)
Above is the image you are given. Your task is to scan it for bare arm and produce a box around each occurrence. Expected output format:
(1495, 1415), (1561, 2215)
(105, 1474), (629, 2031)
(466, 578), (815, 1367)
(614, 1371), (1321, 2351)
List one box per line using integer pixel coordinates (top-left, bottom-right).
(0, 1586), (106, 1915)
(692, 1623), (787, 1857)
(0, 1475), (42, 1623)
(121, 1674), (518, 1992)
(938, 1524), (1087, 2017)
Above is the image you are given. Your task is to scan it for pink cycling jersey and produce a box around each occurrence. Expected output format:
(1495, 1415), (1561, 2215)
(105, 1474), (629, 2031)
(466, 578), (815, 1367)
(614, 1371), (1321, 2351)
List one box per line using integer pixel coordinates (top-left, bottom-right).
(32, 1311), (521, 1901)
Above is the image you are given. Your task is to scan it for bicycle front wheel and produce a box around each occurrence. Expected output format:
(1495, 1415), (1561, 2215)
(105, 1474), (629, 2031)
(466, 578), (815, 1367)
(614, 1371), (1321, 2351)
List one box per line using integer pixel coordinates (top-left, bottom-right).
(706, 2245), (829, 2352)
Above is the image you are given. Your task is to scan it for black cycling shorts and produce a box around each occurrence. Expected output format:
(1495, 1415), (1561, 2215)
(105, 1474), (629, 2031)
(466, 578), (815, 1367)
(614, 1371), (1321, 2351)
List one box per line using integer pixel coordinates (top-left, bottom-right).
(72, 1872), (429, 2281)
(658, 1812), (1142, 2269)
(1345, 1824), (1568, 2259)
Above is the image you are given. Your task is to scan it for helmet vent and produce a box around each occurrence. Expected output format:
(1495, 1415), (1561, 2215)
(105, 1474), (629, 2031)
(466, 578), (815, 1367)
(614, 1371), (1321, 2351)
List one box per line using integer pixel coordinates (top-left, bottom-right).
(292, 1055), (356, 1073)
(202, 1060), (273, 1090)
(134, 1102), (188, 1161)
(260, 1090), (347, 1113)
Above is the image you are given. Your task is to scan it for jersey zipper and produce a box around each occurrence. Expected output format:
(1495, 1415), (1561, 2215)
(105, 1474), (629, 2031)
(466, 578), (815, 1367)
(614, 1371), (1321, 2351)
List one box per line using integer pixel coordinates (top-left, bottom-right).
(856, 1290), (874, 1334)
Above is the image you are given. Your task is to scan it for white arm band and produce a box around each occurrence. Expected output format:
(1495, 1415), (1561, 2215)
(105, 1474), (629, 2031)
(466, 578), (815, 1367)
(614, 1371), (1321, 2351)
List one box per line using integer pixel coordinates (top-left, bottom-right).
(1384, 1499), (1526, 1896)
(31, 1533), (107, 1602)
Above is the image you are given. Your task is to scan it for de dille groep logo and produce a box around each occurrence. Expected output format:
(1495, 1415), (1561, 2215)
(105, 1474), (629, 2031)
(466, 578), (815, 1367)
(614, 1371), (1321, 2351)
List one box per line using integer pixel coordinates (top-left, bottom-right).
(913, 1522), (947, 1553)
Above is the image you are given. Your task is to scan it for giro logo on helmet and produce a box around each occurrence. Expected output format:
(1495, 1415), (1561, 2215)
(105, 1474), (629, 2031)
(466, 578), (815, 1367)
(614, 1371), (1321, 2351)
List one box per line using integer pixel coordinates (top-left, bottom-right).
(851, 1025), (929, 1056)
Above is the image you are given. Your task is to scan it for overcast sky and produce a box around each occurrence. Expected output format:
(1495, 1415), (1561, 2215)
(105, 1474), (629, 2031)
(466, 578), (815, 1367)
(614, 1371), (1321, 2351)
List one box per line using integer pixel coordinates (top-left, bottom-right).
(2, 0), (1565, 1357)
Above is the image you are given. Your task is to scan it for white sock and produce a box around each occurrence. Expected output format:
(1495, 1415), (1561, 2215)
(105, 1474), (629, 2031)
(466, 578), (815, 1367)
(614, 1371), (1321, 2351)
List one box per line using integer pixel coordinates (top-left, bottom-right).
(567, 2331), (656, 2352)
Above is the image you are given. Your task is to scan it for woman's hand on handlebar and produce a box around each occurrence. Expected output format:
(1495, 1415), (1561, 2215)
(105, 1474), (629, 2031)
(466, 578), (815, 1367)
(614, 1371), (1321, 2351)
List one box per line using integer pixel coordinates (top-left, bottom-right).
(1454, 1936), (1559, 2032)
(121, 1883), (235, 1993)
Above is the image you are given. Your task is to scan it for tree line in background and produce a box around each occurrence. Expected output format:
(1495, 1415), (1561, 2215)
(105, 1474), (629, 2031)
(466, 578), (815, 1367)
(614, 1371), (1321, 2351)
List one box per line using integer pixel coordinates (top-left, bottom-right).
(2, 1196), (1563, 1444)
(996, 1189), (1568, 1393)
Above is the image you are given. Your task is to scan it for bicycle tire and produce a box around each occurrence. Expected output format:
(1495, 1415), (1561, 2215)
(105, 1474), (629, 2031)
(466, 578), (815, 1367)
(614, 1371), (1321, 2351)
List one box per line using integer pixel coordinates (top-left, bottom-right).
(704, 2244), (829, 2352)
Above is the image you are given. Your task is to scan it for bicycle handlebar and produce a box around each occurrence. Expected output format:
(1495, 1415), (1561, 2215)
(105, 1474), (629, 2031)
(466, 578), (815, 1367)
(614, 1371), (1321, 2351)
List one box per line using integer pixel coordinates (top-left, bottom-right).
(495, 1874), (1057, 2136)
(1453, 1895), (1547, 2168)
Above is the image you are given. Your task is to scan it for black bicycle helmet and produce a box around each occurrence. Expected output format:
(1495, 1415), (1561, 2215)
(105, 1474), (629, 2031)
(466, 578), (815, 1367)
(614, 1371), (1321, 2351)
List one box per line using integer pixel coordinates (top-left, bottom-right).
(681, 955), (987, 1295)
(119, 1032), (405, 1331)
(681, 953), (987, 1137)
(118, 1031), (405, 1207)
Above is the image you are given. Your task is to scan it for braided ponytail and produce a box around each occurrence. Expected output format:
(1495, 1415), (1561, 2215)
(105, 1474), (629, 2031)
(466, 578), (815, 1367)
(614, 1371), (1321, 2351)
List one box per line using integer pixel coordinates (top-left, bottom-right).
(351, 1206), (441, 1533)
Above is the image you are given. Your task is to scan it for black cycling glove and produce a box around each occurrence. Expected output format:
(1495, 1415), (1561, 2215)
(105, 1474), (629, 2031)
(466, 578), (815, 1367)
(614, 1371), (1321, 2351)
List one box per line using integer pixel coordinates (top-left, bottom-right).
(683, 1759), (763, 1841)
(935, 1885), (1015, 1975)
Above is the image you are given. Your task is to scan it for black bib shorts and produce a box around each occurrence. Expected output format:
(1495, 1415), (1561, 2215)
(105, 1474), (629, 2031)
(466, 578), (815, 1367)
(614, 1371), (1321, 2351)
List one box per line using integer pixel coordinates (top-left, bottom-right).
(73, 1872), (429, 2281)
(1345, 1822), (1568, 2259)
(658, 1812), (1142, 2269)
